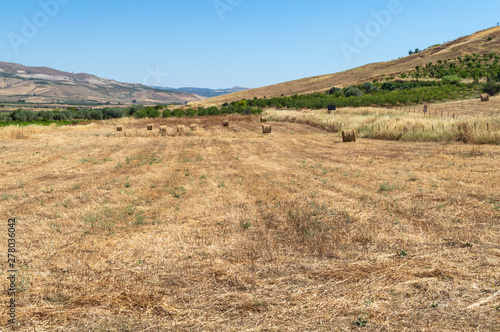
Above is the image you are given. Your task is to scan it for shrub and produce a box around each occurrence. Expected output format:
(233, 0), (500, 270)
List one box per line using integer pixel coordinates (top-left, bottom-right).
(162, 109), (172, 118)
(343, 86), (363, 97)
(442, 75), (462, 85)
(197, 107), (209, 117)
(381, 82), (398, 91)
(61, 110), (74, 120)
(53, 112), (68, 121)
(172, 109), (185, 117)
(102, 108), (124, 119)
(76, 109), (89, 119)
(482, 81), (500, 96)
(134, 109), (148, 118)
(125, 105), (144, 116)
(38, 111), (54, 120)
(10, 110), (27, 121)
(145, 107), (161, 118)
(208, 106), (221, 116)
(185, 108), (197, 117)
(360, 82), (377, 93)
(89, 109), (104, 120)
(327, 86), (343, 95)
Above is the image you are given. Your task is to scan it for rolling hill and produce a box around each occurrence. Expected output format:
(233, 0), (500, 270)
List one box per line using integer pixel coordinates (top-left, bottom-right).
(194, 26), (500, 106)
(0, 62), (204, 105)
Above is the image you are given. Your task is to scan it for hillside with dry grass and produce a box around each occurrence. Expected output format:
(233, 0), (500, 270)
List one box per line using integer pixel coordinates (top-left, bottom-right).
(0, 102), (499, 329)
(0, 61), (204, 105)
(195, 26), (500, 106)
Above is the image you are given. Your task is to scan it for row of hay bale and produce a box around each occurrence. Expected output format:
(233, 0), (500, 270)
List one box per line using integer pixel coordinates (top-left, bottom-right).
(116, 120), (355, 141)
(222, 118), (271, 134)
(117, 124), (199, 134)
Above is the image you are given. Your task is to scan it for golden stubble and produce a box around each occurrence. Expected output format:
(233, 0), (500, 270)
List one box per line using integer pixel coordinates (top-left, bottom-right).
(0, 114), (498, 330)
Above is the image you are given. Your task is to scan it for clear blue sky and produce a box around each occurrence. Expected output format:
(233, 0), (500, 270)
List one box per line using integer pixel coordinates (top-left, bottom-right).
(2, 0), (500, 89)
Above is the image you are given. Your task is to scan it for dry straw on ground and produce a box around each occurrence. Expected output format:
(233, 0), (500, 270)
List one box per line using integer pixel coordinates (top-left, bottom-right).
(0, 113), (498, 331)
(342, 128), (357, 142)
(0, 123), (57, 139)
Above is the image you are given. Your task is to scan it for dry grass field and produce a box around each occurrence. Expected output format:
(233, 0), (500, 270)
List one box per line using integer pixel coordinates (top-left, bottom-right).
(0, 112), (499, 330)
(265, 96), (500, 145)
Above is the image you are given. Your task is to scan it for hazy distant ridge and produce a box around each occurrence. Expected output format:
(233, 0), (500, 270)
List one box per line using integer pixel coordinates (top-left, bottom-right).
(0, 61), (204, 105)
(153, 86), (248, 98)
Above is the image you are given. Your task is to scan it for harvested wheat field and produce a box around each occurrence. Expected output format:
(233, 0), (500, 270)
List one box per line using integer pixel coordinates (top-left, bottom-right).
(0, 114), (499, 331)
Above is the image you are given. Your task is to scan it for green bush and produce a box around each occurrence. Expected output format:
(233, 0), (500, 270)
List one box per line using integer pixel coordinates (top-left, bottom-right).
(208, 106), (221, 116)
(53, 112), (68, 121)
(343, 86), (363, 97)
(134, 110), (148, 118)
(145, 107), (161, 118)
(360, 82), (377, 93)
(197, 107), (209, 116)
(327, 87), (343, 95)
(172, 109), (185, 117)
(482, 81), (500, 96)
(102, 108), (124, 119)
(442, 75), (462, 85)
(89, 109), (104, 120)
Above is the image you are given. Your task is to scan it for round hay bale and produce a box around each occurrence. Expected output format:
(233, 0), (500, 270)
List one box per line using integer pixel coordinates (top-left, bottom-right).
(190, 124), (199, 131)
(481, 93), (490, 102)
(117, 125), (123, 132)
(147, 124), (153, 131)
(177, 125), (187, 135)
(260, 117), (267, 123)
(342, 129), (357, 142)
(223, 120), (229, 127)
(159, 126), (167, 136)
(262, 124), (272, 134)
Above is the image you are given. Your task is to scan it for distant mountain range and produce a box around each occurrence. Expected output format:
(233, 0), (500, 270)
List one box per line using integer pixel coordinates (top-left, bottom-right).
(0, 61), (205, 105)
(152, 86), (248, 98)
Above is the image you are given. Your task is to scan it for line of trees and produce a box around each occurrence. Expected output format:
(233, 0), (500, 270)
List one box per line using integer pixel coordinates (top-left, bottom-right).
(244, 82), (478, 109)
(0, 103), (263, 122)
